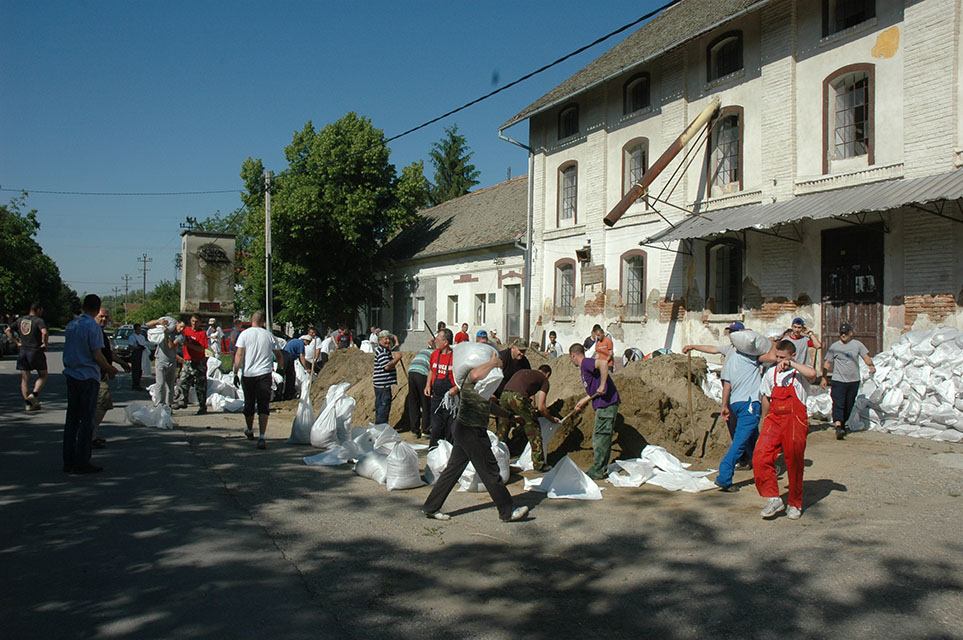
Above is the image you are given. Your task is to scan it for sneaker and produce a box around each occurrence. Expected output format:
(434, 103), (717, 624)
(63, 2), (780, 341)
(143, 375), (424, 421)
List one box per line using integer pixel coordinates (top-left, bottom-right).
(502, 506), (529, 522)
(257, 438), (266, 450)
(735, 461), (752, 471)
(786, 506), (802, 520)
(760, 497), (785, 518)
(25, 403), (36, 412)
(835, 425), (846, 440)
(424, 511), (450, 521)
(244, 428), (255, 440)
(27, 393), (40, 409)
(715, 480), (737, 493)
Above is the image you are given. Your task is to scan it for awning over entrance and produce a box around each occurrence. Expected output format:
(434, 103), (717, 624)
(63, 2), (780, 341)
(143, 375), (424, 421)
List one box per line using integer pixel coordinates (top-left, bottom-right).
(642, 167), (963, 247)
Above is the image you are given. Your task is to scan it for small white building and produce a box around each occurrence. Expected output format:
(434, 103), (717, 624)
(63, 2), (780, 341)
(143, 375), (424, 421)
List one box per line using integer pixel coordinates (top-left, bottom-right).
(379, 176), (528, 349)
(499, 0), (963, 357)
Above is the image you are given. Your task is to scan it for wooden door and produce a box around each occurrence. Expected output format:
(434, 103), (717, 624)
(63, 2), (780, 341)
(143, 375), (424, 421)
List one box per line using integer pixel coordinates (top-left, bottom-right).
(821, 225), (884, 355)
(505, 284), (521, 342)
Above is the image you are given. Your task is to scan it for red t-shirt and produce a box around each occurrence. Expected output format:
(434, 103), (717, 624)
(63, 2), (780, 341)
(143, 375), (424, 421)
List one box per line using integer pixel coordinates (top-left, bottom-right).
(429, 350), (456, 385)
(182, 327), (208, 361)
(454, 331), (469, 344)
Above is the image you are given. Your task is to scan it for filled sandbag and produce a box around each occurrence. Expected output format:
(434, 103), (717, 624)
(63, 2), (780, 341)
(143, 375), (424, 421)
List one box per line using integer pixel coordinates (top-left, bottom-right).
(208, 393), (243, 412)
(451, 342), (498, 388)
(287, 380), (314, 444)
(458, 431), (510, 492)
(354, 451), (389, 485)
(729, 330), (771, 357)
(125, 403), (175, 430)
(385, 442), (424, 490)
(146, 327), (167, 345)
(425, 440), (453, 485)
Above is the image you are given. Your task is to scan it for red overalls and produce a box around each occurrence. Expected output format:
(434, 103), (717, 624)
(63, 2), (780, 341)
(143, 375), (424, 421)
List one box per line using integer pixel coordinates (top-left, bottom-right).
(753, 370), (809, 509)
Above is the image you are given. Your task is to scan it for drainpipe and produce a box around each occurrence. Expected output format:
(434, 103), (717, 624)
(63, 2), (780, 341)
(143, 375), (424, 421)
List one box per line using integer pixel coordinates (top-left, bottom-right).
(499, 129), (534, 343)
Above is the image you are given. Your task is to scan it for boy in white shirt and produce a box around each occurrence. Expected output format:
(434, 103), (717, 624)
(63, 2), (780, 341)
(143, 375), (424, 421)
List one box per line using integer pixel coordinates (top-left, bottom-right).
(753, 340), (818, 520)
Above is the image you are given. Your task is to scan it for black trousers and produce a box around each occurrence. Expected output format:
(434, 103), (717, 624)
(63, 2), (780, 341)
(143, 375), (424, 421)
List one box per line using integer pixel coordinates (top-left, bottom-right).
(422, 421), (513, 520)
(406, 371), (430, 436)
(429, 395), (455, 448)
(831, 380), (860, 425)
(130, 347), (144, 388)
(282, 353), (297, 400)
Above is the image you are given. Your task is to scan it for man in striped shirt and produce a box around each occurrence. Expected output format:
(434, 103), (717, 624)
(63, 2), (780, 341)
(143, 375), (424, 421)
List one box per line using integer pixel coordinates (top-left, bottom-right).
(373, 330), (402, 425)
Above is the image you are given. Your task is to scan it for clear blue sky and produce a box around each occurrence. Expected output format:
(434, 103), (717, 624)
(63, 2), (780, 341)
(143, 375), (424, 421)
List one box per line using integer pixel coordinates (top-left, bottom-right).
(1, 0), (664, 300)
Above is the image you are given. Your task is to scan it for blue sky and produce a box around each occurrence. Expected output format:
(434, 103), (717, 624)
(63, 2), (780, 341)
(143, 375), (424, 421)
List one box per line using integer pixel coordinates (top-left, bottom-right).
(1, 0), (663, 299)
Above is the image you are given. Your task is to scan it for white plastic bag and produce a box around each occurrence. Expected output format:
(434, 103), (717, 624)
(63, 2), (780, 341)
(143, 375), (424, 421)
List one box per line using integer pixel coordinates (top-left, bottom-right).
(605, 458), (656, 487)
(208, 393), (243, 412)
(730, 330), (771, 357)
(523, 455), (602, 500)
(451, 342), (498, 388)
(879, 388), (904, 414)
(146, 327), (167, 345)
(308, 402), (338, 448)
(473, 367), (504, 401)
(458, 431), (510, 492)
(512, 417), (562, 471)
(354, 451), (389, 485)
(425, 440), (453, 485)
(386, 442), (424, 490)
(287, 380), (314, 444)
(206, 355), (224, 377)
(370, 424), (402, 454)
(125, 403), (175, 430)
(359, 340), (374, 354)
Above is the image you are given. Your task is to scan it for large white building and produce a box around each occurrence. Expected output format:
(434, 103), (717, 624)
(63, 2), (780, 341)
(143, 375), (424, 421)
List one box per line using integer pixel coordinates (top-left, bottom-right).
(500, 0), (963, 357)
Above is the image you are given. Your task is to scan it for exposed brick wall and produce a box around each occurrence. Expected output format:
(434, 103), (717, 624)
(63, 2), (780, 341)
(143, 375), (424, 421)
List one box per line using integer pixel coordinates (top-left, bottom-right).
(658, 298), (686, 323)
(904, 293), (958, 328)
(756, 299), (800, 322)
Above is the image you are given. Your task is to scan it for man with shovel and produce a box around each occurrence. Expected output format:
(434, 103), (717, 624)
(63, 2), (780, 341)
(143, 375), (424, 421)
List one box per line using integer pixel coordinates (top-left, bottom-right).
(496, 364), (559, 473)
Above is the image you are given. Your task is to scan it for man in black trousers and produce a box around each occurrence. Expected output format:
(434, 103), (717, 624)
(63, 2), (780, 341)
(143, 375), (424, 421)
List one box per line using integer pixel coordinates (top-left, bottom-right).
(422, 351), (529, 523)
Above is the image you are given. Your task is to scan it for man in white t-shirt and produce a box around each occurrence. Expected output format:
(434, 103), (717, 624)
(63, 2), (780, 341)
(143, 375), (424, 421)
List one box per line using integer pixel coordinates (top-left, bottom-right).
(753, 339), (817, 520)
(233, 311), (283, 450)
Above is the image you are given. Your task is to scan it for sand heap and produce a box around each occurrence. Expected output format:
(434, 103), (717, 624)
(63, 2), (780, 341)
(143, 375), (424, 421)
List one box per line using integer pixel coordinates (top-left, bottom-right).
(305, 347), (728, 469)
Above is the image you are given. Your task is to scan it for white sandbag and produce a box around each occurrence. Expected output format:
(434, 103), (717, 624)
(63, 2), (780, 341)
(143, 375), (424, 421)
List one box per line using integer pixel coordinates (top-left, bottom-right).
(295, 359), (309, 386)
(911, 339), (936, 357)
(208, 393), (243, 412)
(933, 429), (963, 442)
(763, 327), (785, 340)
(359, 340), (374, 354)
(605, 458), (656, 487)
(930, 327), (959, 346)
(523, 455), (602, 500)
(473, 366), (504, 401)
(271, 371), (283, 391)
(327, 383), (356, 441)
(354, 451), (389, 485)
(933, 379), (957, 404)
(425, 439), (453, 485)
(900, 397), (922, 423)
(146, 327), (167, 345)
(451, 341), (498, 388)
(286, 380), (314, 445)
(370, 424), (402, 454)
(807, 391), (833, 421)
(512, 417), (562, 471)
(206, 376), (237, 399)
(125, 403), (175, 430)
(308, 402), (338, 448)
(303, 447), (354, 466)
(640, 445), (717, 492)
(147, 382), (161, 404)
(879, 388), (904, 414)
(585, 343), (597, 358)
(891, 341), (912, 363)
(206, 355), (224, 377)
(386, 442), (424, 490)
(458, 431), (510, 492)
(729, 330), (771, 357)
(902, 329), (931, 346)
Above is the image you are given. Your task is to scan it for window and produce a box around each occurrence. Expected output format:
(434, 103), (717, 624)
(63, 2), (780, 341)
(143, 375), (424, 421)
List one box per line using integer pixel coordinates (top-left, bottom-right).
(823, 65), (874, 173)
(558, 104), (579, 139)
(407, 296), (424, 331)
(447, 295), (459, 326)
(623, 73), (650, 115)
(620, 250), (647, 317)
(707, 108), (742, 197)
(554, 259), (576, 317)
(558, 162), (577, 224)
(474, 293), (486, 325)
(623, 139), (648, 195)
(505, 284), (521, 340)
(706, 240), (742, 314)
(706, 31), (743, 83)
(823, 0), (875, 37)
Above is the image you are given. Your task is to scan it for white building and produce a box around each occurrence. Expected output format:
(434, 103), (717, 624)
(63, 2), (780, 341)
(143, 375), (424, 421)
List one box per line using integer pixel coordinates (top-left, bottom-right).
(380, 176), (527, 349)
(500, 0), (963, 357)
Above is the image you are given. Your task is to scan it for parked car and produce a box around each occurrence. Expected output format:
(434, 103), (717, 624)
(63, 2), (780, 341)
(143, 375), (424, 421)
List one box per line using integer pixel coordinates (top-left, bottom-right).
(0, 323), (18, 357)
(111, 325), (157, 360)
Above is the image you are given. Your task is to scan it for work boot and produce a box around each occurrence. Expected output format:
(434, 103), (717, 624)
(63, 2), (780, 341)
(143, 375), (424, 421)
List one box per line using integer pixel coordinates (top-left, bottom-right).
(835, 425), (846, 440)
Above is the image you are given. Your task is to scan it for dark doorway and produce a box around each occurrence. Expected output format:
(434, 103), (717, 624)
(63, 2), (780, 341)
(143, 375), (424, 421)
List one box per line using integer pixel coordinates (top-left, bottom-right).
(821, 224), (884, 355)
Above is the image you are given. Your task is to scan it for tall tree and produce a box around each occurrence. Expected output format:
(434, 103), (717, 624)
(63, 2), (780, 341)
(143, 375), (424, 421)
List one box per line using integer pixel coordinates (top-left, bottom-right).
(428, 124), (481, 205)
(238, 113), (429, 327)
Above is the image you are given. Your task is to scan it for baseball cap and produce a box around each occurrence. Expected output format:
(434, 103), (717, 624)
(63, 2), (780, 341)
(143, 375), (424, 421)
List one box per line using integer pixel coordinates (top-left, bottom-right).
(727, 321), (745, 332)
(839, 322), (854, 334)
(476, 329), (488, 338)
(792, 317), (805, 326)
(208, 317), (216, 325)
(511, 338), (528, 351)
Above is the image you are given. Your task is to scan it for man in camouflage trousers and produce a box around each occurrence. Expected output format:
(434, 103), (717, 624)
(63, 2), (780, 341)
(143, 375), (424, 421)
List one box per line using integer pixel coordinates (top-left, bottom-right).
(496, 364), (560, 473)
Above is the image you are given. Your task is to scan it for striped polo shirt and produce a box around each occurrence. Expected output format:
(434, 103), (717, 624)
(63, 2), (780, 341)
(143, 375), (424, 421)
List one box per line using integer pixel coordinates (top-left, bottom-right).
(373, 344), (397, 388)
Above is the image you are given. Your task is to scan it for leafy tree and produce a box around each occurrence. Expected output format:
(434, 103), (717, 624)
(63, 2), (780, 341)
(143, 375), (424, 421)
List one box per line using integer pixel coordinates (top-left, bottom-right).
(124, 280), (180, 324)
(237, 113), (430, 327)
(428, 124), (480, 205)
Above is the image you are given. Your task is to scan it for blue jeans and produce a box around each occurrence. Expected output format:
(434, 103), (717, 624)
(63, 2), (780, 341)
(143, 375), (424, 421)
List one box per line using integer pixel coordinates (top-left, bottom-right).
(374, 386), (392, 425)
(63, 374), (99, 468)
(717, 400), (761, 487)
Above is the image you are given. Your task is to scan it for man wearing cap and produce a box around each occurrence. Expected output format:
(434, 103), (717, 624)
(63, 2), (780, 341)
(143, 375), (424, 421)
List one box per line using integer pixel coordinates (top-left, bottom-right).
(494, 339), (531, 399)
(282, 335), (312, 400)
(207, 318), (223, 356)
(475, 329), (490, 344)
(496, 364), (560, 472)
(822, 322), (875, 440)
(785, 317), (821, 366)
(373, 330), (402, 424)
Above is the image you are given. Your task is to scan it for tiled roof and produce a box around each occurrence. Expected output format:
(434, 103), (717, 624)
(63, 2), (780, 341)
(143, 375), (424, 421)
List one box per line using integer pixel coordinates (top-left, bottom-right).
(501, 0), (768, 130)
(384, 175), (528, 262)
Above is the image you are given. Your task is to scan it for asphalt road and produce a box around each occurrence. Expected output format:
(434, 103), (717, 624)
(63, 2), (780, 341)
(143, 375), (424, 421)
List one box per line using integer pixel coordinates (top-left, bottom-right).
(2, 334), (962, 639)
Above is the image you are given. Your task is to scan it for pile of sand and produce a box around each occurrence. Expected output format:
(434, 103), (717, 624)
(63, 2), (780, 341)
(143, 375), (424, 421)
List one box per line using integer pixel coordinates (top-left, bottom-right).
(303, 347), (728, 469)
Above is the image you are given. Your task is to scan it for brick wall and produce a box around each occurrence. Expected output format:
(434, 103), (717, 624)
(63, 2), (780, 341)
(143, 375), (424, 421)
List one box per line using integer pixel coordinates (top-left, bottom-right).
(904, 293), (958, 328)
(658, 298), (686, 323)
(760, 0), (796, 201)
(904, 213), (956, 294)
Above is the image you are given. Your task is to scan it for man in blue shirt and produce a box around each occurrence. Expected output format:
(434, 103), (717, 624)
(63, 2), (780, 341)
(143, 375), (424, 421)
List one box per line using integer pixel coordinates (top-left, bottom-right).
(281, 335), (310, 400)
(63, 294), (117, 474)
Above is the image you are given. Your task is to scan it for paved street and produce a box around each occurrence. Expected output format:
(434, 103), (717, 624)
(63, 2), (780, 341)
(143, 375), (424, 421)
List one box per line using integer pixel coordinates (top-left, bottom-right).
(2, 335), (962, 639)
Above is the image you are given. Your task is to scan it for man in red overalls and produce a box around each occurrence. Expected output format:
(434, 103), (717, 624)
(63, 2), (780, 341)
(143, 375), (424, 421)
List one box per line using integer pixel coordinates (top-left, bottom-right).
(753, 340), (818, 520)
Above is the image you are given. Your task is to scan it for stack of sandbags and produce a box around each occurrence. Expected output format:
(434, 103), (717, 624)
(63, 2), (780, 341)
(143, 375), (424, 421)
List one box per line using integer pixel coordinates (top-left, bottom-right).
(853, 327), (963, 442)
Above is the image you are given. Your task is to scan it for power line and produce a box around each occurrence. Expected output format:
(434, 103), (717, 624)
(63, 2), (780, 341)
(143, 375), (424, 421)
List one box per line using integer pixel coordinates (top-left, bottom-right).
(0, 0), (680, 198)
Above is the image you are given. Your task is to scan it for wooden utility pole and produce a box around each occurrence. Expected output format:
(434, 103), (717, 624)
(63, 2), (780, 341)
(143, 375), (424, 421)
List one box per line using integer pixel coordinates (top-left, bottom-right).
(122, 274), (132, 322)
(137, 254), (152, 301)
(264, 171), (273, 332)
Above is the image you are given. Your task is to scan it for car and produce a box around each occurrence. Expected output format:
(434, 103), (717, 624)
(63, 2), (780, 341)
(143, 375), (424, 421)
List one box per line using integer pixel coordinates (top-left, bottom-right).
(0, 323), (18, 357)
(110, 324), (157, 360)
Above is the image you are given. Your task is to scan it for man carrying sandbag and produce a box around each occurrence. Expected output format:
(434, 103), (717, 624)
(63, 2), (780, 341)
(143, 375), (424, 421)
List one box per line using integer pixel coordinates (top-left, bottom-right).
(233, 311), (283, 450)
(423, 350), (529, 523)
(496, 365), (559, 473)
(570, 343), (621, 481)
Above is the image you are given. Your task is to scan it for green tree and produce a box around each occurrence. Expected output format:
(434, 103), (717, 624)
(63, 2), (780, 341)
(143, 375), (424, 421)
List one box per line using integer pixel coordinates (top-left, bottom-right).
(237, 113), (429, 327)
(428, 124), (480, 205)
(125, 280), (181, 324)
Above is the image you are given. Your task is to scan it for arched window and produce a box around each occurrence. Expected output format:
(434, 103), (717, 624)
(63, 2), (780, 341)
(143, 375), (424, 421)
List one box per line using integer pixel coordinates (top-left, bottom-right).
(623, 73), (650, 115)
(557, 162), (577, 225)
(554, 259), (576, 317)
(620, 250), (647, 317)
(706, 107), (743, 197)
(823, 64), (874, 173)
(622, 138), (648, 196)
(706, 239), (742, 314)
(558, 104), (579, 140)
(707, 31), (743, 82)
(823, 0), (875, 37)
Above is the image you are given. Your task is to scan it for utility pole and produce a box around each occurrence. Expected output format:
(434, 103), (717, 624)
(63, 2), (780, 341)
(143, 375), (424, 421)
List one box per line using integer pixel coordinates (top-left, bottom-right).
(264, 170), (273, 332)
(122, 274), (133, 323)
(137, 253), (152, 301)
